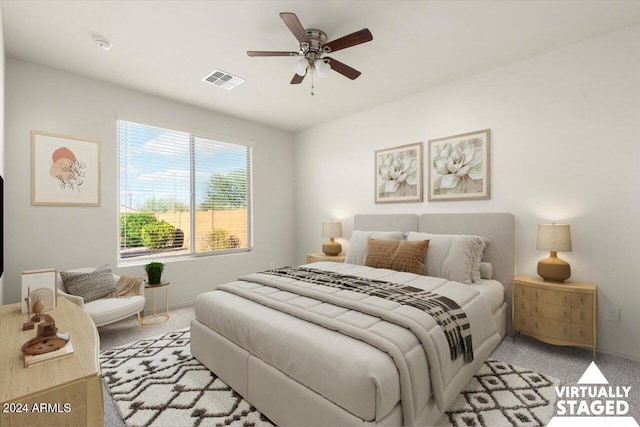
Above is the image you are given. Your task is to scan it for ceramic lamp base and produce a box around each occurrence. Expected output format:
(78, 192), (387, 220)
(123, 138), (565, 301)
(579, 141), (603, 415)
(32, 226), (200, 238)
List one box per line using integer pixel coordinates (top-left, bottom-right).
(322, 238), (342, 256)
(538, 252), (571, 283)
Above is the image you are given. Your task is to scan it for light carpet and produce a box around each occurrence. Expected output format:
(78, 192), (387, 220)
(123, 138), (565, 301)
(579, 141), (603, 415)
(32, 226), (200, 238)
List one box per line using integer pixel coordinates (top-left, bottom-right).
(100, 329), (559, 427)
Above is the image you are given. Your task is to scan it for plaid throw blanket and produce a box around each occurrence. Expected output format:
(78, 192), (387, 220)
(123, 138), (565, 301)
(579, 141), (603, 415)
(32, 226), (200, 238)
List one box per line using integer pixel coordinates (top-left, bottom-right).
(264, 266), (474, 363)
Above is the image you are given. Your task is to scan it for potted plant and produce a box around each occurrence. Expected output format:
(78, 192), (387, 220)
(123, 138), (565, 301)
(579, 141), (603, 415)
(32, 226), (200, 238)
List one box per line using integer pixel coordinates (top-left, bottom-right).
(145, 262), (164, 285)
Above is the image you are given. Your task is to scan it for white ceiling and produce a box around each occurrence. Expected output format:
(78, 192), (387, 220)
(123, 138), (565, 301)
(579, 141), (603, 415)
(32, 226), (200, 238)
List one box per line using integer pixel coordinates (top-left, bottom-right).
(2, 1), (639, 132)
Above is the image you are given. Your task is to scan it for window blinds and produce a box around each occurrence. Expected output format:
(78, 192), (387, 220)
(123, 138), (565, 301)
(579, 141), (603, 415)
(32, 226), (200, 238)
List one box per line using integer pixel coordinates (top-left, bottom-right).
(118, 120), (252, 261)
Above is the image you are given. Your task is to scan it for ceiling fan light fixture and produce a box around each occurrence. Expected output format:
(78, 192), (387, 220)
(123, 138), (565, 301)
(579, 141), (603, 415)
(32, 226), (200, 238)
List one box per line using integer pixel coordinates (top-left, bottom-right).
(315, 59), (330, 78)
(293, 57), (308, 76)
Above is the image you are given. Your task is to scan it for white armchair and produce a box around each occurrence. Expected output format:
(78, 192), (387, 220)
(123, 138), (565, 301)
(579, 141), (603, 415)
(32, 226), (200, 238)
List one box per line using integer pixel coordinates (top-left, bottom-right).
(57, 268), (146, 328)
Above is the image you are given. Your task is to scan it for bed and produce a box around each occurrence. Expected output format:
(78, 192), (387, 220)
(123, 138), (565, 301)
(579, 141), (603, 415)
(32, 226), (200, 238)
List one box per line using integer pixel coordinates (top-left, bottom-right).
(191, 213), (515, 426)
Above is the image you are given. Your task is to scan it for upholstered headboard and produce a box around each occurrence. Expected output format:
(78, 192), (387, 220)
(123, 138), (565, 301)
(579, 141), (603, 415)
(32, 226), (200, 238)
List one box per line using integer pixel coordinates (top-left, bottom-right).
(353, 213), (516, 332)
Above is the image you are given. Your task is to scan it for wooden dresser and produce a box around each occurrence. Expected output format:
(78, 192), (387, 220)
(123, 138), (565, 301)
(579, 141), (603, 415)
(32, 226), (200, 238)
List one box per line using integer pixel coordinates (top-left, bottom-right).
(513, 275), (597, 359)
(0, 298), (104, 426)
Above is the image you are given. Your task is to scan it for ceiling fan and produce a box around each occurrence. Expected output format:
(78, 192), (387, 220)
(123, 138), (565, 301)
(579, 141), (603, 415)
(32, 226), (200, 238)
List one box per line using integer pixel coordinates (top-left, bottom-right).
(247, 12), (373, 93)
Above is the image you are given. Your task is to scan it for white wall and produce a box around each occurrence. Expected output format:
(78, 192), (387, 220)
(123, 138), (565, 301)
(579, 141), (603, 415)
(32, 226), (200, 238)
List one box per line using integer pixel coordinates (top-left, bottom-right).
(4, 59), (295, 308)
(294, 25), (640, 360)
(0, 8), (5, 305)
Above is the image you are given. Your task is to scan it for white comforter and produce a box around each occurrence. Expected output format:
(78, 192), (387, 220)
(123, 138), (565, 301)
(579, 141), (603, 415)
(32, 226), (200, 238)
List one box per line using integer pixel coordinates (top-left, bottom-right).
(197, 262), (500, 425)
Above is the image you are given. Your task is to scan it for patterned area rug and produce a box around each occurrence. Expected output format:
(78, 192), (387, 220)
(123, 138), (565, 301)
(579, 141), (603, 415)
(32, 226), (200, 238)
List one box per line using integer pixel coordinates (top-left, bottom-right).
(437, 359), (559, 426)
(100, 329), (558, 427)
(100, 329), (273, 426)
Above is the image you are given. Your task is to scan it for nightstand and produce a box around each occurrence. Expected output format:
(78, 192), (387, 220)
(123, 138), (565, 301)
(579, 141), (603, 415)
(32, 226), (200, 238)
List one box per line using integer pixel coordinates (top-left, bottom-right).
(513, 275), (597, 359)
(306, 252), (346, 264)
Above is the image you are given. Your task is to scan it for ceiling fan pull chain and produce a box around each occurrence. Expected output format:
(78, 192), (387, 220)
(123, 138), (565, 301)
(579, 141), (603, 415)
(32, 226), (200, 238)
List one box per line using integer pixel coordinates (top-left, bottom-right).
(311, 68), (315, 96)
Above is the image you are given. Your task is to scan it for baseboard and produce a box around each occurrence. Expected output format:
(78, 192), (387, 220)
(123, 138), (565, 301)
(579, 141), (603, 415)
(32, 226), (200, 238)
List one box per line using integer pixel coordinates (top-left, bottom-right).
(168, 300), (195, 310)
(597, 348), (640, 362)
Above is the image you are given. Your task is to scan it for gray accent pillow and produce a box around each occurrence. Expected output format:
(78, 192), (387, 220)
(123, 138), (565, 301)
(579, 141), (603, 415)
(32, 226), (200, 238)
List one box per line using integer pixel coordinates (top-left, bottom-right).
(60, 265), (116, 302)
(406, 232), (488, 284)
(345, 230), (406, 265)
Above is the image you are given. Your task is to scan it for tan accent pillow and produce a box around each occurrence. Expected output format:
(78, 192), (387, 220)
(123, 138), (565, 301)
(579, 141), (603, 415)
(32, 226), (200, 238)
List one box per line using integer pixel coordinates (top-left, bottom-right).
(365, 238), (429, 275)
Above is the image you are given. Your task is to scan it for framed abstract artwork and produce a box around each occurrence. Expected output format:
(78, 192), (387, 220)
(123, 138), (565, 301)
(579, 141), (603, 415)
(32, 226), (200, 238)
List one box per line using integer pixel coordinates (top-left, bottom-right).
(31, 131), (101, 206)
(428, 129), (490, 201)
(375, 142), (423, 203)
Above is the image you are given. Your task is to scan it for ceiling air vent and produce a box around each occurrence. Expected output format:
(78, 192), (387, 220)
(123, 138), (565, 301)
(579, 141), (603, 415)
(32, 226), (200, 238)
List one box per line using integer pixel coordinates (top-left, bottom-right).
(202, 69), (245, 90)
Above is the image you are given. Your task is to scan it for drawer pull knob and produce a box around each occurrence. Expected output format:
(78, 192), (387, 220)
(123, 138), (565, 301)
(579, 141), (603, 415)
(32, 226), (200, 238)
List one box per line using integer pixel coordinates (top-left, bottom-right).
(521, 303), (525, 310)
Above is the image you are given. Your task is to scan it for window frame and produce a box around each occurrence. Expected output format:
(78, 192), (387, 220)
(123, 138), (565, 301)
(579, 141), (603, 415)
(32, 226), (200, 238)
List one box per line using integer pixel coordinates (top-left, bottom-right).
(117, 117), (254, 266)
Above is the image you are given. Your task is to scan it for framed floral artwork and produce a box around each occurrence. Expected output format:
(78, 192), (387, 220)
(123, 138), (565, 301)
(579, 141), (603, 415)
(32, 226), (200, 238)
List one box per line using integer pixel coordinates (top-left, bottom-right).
(428, 129), (490, 201)
(375, 142), (423, 203)
(31, 131), (101, 206)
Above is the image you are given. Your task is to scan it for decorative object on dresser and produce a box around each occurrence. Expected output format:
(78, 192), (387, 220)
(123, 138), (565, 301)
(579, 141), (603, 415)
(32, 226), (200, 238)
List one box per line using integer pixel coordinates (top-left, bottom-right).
(375, 142), (423, 203)
(513, 275), (597, 359)
(21, 268), (57, 313)
(306, 252), (346, 263)
(0, 297), (104, 426)
(321, 220), (343, 255)
(536, 223), (572, 282)
(428, 129), (490, 201)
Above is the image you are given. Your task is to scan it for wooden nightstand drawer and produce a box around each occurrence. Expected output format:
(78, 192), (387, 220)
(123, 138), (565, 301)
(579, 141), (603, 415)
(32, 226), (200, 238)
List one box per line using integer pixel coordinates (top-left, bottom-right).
(514, 296), (532, 314)
(572, 293), (593, 309)
(572, 308), (593, 325)
(532, 288), (571, 306)
(514, 284), (531, 300)
(532, 317), (571, 341)
(514, 312), (532, 332)
(306, 253), (346, 264)
(572, 324), (594, 345)
(532, 302), (571, 322)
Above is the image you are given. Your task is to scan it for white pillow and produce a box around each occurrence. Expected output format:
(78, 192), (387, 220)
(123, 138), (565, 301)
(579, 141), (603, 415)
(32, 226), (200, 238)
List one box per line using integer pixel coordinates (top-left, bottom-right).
(406, 232), (488, 285)
(345, 230), (406, 265)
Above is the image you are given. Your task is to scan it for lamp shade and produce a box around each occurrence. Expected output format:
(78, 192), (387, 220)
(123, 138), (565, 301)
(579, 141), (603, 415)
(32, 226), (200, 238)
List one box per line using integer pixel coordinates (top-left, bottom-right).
(322, 221), (343, 238)
(536, 224), (572, 252)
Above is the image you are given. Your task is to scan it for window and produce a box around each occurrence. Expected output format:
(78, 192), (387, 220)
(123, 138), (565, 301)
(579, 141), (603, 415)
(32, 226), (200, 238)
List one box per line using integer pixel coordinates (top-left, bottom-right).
(118, 120), (252, 262)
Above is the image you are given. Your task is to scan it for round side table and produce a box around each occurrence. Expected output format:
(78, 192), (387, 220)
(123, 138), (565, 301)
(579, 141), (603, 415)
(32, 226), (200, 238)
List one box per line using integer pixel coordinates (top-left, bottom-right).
(142, 282), (170, 326)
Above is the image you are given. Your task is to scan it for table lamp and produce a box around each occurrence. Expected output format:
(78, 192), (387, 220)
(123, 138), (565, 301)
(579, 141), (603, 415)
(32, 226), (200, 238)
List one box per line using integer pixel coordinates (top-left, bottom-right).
(536, 223), (572, 282)
(321, 221), (343, 256)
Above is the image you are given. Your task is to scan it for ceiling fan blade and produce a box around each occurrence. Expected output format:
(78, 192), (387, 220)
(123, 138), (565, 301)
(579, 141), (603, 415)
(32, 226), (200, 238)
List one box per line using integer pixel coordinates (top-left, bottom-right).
(324, 29), (373, 53)
(325, 57), (361, 80)
(280, 12), (310, 44)
(290, 73), (306, 84)
(247, 51), (299, 57)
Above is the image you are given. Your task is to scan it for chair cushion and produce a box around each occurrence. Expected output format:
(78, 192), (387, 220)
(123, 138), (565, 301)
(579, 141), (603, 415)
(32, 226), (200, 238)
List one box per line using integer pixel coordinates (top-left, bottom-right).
(84, 296), (145, 326)
(60, 265), (116, 302)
